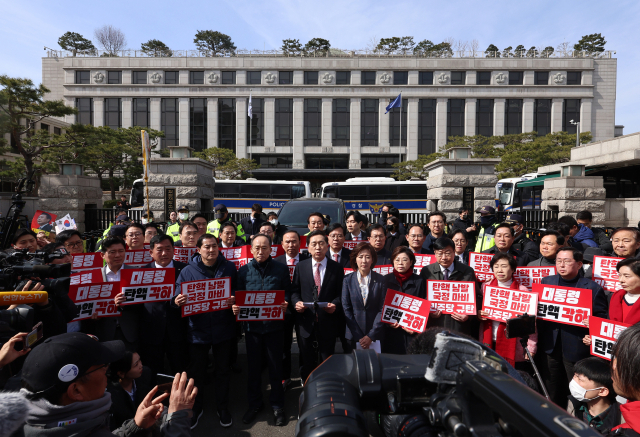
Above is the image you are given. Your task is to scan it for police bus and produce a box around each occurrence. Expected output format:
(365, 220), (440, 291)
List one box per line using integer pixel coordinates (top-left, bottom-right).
(496, 173), (545, 212)
(319, 177), (429, 223)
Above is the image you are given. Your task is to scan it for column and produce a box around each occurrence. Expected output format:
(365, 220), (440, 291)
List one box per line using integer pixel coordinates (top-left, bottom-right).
(150, 98), (161, 149)
(264, 98), (275, 148)
(293, 98), (304, 169)
(94, 98), (104, 127)
(65, 97), (75, 124)
(464, 99), (477, 137)
(178, 97), (190, 148)
(493, 99), (505, 136)
(407, 98), (419, 160)
(236, 98), (247, 158)
(523, 98), (534, 133)
(321, 98), (332, 149)
(207, 98), (218, 149)
(378, 100), (390, 149)
(179, 70), (189, 84)
(293, 71), (304, 85)
(580, 99), (593, 136)
(551, 99), (563, 133)
(523, 71), (534, 85)
(121, 98), (132, 128)
(435, 98), (447, 151)
(349, 98), (361, 168)
(122, 70), (132, 84)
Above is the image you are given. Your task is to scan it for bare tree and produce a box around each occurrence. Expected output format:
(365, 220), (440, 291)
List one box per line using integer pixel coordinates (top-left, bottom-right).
(556, 40), (571, 56)
(365, 35), (378, 52)
(94, 25), (127, 56)
(470, 39), (480, 56)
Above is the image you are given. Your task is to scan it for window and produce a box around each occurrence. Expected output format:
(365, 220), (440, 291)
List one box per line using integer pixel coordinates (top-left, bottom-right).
(336, 185), (367, 200)
(221, 71), (236, 84)
(476, 72), (491, 85)
(447, 99), (465, 140)
(361, 155), (398, 169)
(304, 99), (321, 147)
(54, 127), (61, 135)
(361, 99), (379, 147)
(219, 98), (236, 151)
(476, 99), (493, 137)
(419, 71), (433, 85)
(535, 72), (549, 85)
(389, 99), (407, 147)
(418, 99), (436, 155)
(40, 123), (50, 132)
(215, 183), (240, 198)
(279, 71), (293, 84)
(189, 71), (204, 84)
(107, 71), (122, 84)
(534, 99), (551, 136)
(332, 99), (350, 147)
(133, 71), (147, 84)
(104, 98), (121, 129)
(275, 98), (293, 147)
(132, 98), (149, 128)
(567, 71), (582, 85)
(161, 99), (179, 148)
(241, 184), (271, 198)
(165, 71), (178, 84)
(505, 99), (523, 134)
(398, 184), (428, 199)
(247, 98), (264, 147)
(393, 71), (408, 85)
(253, 155), (292, 169)
(336, 71), (350, 85)
(451, 71), (466, 85)
(75, 71), (90, 84)
(563, 99), (580, 134)
(361, 71), (376, 85)
(304, 71), (318, 85)
(190, 99), (207, 152)
(247, 71), (261, 84)
(509, 71), (523, 85)
(305, 155), (349, 169)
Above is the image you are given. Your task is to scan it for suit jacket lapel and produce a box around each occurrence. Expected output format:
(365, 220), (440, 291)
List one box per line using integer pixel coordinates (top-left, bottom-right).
(430, 263), (443, 280)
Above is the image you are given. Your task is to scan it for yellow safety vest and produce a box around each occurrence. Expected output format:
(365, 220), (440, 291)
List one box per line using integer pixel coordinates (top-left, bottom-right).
(167, 222), (181, 242)
(207, 219), (246, 241)
(475, 223), (500, 252)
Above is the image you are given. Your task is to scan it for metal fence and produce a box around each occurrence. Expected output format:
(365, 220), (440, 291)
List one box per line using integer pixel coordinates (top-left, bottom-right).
(496, 209), (559, 229)
(84, 208), (146, 232)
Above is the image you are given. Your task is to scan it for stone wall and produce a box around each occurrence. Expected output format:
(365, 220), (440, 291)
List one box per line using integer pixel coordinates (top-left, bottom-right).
(38, 175), (103, 232)
(541, 176), (606, 225)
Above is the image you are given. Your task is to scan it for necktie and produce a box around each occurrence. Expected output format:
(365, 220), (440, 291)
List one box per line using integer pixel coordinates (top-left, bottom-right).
(314, 263), (322, 291)
(333, 254), (339, 262)
(353, 235), (359, 241)
(443, 268), (450, 280)
(287, 258), (295, 266)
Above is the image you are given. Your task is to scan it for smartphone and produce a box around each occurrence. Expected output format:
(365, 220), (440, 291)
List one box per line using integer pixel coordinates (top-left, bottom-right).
(505, 314), (536, 339)
(24, 322), (44, 351)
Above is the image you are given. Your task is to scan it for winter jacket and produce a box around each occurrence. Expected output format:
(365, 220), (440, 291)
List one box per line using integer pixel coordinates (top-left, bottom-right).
(175, 253), (238, 344)
(107, 367), (154, 430)
(568, 395), (622, 435)
(573, 224), (598, 248)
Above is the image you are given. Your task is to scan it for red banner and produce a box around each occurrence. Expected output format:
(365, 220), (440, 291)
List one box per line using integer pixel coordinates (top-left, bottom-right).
(123, 250), (153, 267)
(300, 236), (307, 249)
(173, 247), (197, 264)
(70, 269), (103, 285)
(380, 289), (430, 333)
(426, 280), (476, 314)
(68, 282), (120, 321)
(413, 254), (436, 275)
(592, 256), (624, 294)
(344, 268), (355, 275)
(71, 252), (104, 271)
(513, 266), (557, 291)
(180, 277), (231, 317)
(343, 240), (370, 250)
(481, 285), (538, 323)
(469, 252), (495, 282)
(373, 265), (394, 275)
(235, 290), (285, 321)
(269, 245), (285, 258)
(119, 268), (175, 305)
(220, 246), (252, 269)
(533, 283), (593, 327)
(589, 316), (632, 361)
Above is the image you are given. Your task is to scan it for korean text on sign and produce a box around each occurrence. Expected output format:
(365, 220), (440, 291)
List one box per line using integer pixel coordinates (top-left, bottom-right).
(71, 252), (103, 271)
(373, 265), (394, 275)
(413, 254), (436, 275)
(427, 280), (476, 315)
(220, 246), (251, 269)
(123, 250), (153, 267)
(589, 316), (631, 361)
(592, 256), (624, 294)
(68, 282), (120, 321)
(469, 252), (495, 282)
(533, 283), (593, 327)
(481, 286), (538, 323)
(380, 289), (430, 333)
(180, 277), (232, 317)
(70, 269), (102, 285)
(120, 268), (175, 305)
(235, 290), (285, 321)
(173, 247), (197, 263)
(343, 241), (370, 250)
(513, 267), (557, 291)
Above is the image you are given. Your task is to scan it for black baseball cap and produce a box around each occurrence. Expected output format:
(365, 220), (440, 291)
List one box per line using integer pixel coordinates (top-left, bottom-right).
(115, 214), (130, 222)
(22, 333), (125, 394)
(505, 214), (524, 224)
(475, 205), (496, 214)
(214, 204), (228, 212)
(178, 205), (189, 211)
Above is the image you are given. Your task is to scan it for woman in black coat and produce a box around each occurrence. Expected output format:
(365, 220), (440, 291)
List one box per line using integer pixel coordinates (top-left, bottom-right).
(107, 351), (154, 430)
(381, 246), (427, 355)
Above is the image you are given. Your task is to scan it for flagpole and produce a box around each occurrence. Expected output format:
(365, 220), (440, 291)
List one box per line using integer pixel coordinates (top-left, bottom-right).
(399, 94), (402, 164)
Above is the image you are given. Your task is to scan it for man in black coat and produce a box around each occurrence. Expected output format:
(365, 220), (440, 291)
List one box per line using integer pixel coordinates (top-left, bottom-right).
(326, 223), (352, 268)
(406, 225), (433, 254)
(219, 222), (247, 248)
(481, 223), (531, 266)
(292, 230), (345, 382)
(345, 211), (369, 241)
(505, 214), (540, 260)
(368, 224), (392, 265)
(239, 203), (267, 239)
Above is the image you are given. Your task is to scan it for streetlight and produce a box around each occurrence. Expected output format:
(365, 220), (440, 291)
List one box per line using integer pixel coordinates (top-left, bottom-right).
(570, 119), (580, 148)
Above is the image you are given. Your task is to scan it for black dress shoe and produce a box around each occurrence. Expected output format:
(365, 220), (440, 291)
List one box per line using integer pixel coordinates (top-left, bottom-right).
(274, 408), (286, 426)
(242, 404), (264, 424)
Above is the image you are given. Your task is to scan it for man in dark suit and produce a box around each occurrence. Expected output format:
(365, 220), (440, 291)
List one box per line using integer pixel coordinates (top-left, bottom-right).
(345, 211), (368, 241)
(292, 230), (345, 382)
(274, 230), (310, 390)
(138, 234), (188, 375)
(481, 223), (531, 266)
(406, 225), (433, 254)
(420, 237), (479, 337)
(240, 203), (266, 239)
(422, 211), (447, 252)
(368, 224), (392, 265)
(538, 247), (609, 406)
(219, 222), (246, 248)
(326, 223), (352, 268)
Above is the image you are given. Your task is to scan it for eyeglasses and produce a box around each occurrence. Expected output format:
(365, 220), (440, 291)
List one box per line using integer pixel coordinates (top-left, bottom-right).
(556, 260), (575, 265)
(452, 239), (467, 244)
(64, 241), (83, 249)
(408, 234), (424, 239)
(126, 233), (143, 238)
(82, 363), (109, 378)
(370, 235), (385, 240)
(328, 234), (344, 239)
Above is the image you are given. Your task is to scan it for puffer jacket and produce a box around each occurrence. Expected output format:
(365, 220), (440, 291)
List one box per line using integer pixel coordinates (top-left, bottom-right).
(573, 224), (598, 248)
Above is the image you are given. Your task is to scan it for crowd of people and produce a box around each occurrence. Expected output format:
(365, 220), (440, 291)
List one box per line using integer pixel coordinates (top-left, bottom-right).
(1, 201), (640, 436)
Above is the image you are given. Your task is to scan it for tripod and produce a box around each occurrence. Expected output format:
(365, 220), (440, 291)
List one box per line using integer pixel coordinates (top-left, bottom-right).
(519, 335), (550, 400)
(0, 172), (35, 250)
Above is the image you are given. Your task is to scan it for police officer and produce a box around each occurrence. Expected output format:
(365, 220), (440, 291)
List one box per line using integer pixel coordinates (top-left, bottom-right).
(474, 205), (500, 252)
(207, 204), (247, 241)
(167, 206), (190, 242)
(505, 213), (540, 260)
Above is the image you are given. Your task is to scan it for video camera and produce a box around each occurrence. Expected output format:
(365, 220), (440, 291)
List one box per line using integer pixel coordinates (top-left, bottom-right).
(0, 306), (34, 344)
(0, 249), (71, 295)
(296, 331), (599, 437)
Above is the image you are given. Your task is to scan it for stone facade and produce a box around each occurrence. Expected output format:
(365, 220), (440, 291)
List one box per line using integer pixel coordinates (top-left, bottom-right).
(38, 175), (103, 232)
(541, 176), (606, 225)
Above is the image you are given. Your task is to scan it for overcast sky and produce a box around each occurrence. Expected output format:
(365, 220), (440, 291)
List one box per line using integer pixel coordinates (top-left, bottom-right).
(1, 0), (638, 134)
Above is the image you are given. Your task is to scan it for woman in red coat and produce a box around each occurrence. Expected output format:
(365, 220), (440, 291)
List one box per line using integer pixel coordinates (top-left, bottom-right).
(611, 258), (640, 325)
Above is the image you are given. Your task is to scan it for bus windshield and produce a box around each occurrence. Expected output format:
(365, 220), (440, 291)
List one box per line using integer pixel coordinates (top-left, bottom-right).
(498, 183), (513, 206)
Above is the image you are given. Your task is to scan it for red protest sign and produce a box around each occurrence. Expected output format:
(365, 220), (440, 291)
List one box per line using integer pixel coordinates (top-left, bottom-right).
(380, 289), (430, 333)
(269, 245), (285, 258)
(481, 285), (538, 323)
(592, 256), (624, 294)
(235, 290), (285, 321)
(427, 280), (476, 315)
(220, 246), (251, 269)
(513, 267), (557, 291)
(180, 277), (232, 317)
(343, 240), (370, 250)
(413, 254), (436, 275)
(173, 247), (197, 264)
(31, 209), (57, 236)
(469, 252), (495, 282)
(123, 250), (153, 267)
(299, 236), (307, 249)
(120, 268), (175, 305)
(71, 252), (104, 271)
(589, 316), (632, 361)
(68, 282), (120, 321)
(533, 283), (592, 327)
(344, 268), (355, 275)
(373, 265), (394, 275)
(70, 269), (103, 285)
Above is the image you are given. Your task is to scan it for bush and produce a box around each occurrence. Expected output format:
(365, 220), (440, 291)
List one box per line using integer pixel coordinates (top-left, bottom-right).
(103, 199), (119, 209)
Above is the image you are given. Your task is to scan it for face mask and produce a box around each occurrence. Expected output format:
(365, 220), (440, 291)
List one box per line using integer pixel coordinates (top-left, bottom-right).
(461, 214), (468, 220)
(270, 219), (278, 226)
(141, 218), (148, 225)
(215, 212), (224, 220)
(381, 211), (388, 219)
(569, 379), (603, 402)
(480, 216), (494, 227)
(179, 213), (189, 220)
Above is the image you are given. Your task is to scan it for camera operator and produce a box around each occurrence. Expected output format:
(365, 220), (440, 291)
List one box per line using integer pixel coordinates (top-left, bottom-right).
(10, 229), (38, 253)
(610, 323), (640, 435)
(56, 230), (85, 255)
(0, 332), (30, 368)
(41, 242), (80, 333)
